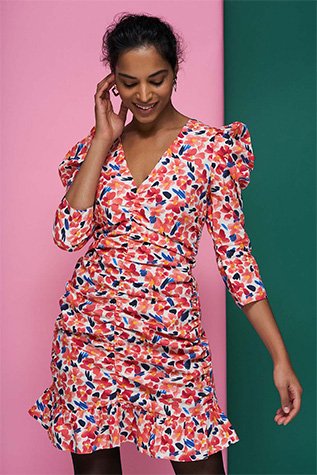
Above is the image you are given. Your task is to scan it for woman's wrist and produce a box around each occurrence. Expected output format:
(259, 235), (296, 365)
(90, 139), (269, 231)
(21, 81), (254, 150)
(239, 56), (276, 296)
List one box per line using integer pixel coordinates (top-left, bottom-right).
(272, 350), (292, 368)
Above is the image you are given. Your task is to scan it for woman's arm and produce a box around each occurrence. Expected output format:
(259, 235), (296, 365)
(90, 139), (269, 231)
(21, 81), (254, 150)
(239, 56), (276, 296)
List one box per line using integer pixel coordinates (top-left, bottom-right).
(53, 74), (128, 252)
(243, 298), (289, 364)
(64, 134), (113, 210)
(206, 121), (303, 426)
(242, 299), (303, 426)
(52, 127), (113, 252)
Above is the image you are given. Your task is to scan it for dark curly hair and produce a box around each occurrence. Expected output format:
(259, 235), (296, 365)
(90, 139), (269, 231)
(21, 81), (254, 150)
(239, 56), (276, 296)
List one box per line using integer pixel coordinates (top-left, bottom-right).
(100, 12), (186, 73)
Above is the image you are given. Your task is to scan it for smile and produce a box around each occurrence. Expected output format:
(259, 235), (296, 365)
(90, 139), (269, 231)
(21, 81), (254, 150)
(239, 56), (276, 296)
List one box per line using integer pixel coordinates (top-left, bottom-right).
(134, 102), (158, 110)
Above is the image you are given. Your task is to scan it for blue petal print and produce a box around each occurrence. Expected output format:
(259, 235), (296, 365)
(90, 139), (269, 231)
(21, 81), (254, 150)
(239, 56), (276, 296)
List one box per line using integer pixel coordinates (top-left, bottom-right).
(172, 187), (186, 199)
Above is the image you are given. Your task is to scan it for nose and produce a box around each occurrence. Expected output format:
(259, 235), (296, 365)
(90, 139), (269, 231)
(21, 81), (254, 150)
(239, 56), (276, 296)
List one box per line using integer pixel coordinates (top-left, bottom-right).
(135, 83), (153, 103)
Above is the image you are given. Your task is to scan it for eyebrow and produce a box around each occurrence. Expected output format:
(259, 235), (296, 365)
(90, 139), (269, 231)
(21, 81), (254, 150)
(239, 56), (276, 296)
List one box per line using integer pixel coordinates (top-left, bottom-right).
(117, 69), (168, 79)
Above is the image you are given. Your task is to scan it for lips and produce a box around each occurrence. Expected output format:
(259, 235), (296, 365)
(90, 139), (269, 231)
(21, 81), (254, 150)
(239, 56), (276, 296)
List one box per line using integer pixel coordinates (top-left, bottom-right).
(134, 102), (158, 110)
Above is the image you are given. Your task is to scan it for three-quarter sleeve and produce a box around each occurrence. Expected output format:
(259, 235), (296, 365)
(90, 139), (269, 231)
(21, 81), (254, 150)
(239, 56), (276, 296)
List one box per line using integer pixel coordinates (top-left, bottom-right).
(205, 121), (268, 309)
(52, 125), (97, 252)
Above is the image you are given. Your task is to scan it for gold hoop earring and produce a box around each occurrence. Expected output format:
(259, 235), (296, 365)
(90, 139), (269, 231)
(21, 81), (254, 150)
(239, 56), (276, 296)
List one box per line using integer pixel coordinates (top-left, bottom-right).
(111, 85), (119, 96)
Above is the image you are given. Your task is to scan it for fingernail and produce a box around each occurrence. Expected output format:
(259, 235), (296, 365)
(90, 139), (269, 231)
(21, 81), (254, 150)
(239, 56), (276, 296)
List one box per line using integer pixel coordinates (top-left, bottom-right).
(283, 406), (290, 413)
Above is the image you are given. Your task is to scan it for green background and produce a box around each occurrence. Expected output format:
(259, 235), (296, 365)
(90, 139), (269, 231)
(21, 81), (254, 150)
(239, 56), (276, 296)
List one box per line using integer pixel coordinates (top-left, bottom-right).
(224, 1), (316, 474)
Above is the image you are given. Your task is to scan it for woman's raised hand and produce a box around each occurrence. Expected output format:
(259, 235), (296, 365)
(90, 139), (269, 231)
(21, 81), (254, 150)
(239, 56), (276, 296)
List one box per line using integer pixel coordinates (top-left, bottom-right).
(94, 72), (128, 143)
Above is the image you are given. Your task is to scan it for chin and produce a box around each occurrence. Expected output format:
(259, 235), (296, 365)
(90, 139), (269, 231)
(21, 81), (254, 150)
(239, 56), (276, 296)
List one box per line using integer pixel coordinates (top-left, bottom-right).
(133, 113), (160, 123)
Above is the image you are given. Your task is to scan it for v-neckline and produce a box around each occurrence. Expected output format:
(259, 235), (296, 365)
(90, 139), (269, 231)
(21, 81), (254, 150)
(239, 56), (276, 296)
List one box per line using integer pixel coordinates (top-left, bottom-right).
(118, 117), (195, 194)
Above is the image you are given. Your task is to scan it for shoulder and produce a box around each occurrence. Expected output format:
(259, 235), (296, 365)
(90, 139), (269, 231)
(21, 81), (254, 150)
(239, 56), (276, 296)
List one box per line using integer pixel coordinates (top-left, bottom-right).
(189, 119), (249, 140)
(200, 120), (256, 190)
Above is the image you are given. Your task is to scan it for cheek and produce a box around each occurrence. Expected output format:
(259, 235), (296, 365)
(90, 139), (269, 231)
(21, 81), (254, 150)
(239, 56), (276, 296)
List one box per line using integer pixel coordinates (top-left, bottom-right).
(158, 84), (173, 99)
(119, 91), (134, 105)
(115, 83), (130, 98)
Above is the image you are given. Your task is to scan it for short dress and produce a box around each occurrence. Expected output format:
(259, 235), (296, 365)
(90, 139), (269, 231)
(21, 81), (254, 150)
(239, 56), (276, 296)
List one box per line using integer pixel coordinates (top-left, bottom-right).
(28, 117), (268, 461)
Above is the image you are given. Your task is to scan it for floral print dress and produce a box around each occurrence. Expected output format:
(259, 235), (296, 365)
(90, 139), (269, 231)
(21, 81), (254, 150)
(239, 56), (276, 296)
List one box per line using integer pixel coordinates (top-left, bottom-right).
(28, 117), (267, 461)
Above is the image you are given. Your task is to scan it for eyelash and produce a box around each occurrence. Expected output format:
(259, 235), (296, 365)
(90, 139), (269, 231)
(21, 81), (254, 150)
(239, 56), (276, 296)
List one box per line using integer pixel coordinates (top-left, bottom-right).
(124, 80), (164, 88)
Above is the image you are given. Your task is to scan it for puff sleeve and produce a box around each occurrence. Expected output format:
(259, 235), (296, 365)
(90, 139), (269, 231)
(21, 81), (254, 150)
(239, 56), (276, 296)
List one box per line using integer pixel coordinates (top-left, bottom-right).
(205, 121), (268, 309)
(52, 125), (97, 252)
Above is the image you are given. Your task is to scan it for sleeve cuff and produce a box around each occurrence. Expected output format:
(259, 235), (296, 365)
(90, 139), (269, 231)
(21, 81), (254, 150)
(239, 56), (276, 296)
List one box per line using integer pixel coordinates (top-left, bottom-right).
(61, 194), (94, 214)
(235, 288), (268, 309)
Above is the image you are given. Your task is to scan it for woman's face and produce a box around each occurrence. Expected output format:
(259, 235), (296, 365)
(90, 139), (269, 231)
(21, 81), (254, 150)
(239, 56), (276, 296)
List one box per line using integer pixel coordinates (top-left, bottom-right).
(114, 45), (177, 123)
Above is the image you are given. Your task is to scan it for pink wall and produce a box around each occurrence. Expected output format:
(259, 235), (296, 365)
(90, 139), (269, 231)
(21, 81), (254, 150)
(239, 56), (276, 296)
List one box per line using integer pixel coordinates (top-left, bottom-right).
(1, 1), (227, 474)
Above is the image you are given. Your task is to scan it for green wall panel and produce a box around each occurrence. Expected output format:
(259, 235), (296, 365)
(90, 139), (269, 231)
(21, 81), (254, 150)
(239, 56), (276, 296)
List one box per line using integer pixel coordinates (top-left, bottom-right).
(224, 1), (316, 474)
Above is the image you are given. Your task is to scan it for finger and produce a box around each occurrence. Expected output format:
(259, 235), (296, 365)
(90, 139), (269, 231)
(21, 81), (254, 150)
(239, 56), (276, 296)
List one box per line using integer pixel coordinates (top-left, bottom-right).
(97, 79), (116, 102)
(292, 388), (302, 412)
(97, 72), (115, 86)
(104, 71), (115, 80)
(282, 390), (302, 425)
(274, 405), (294, 424)
(275, 403), (294, 418)
(274, 402), (297, 425)
(97, 80), (116, 95)
(117, 101), (128, 123)
(281, 385), (300, 415)
(274, 413), (282, 422)
(274, 410), (289, 421)
(275, 414), (289, 425)
(281, 407), (297, 425)
(279, 386), (292, 414)
(274, 412), (284, 422)
(94, 92), (113, 116)
(96, 75), (116, 93)
(98, 88), (110, 101)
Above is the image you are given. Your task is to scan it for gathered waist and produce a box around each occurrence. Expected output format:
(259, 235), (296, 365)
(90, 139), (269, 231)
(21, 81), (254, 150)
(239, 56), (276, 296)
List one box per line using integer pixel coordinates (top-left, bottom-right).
(92, 221), (198, 269)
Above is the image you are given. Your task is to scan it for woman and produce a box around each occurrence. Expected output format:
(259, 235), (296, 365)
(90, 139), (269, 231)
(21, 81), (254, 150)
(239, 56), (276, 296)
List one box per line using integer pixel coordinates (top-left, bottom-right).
(28, 13), (303, 475)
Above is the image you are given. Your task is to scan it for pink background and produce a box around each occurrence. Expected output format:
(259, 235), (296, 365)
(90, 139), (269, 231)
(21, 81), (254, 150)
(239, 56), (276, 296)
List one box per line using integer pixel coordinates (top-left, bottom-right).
(1, 1), (230, 474)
